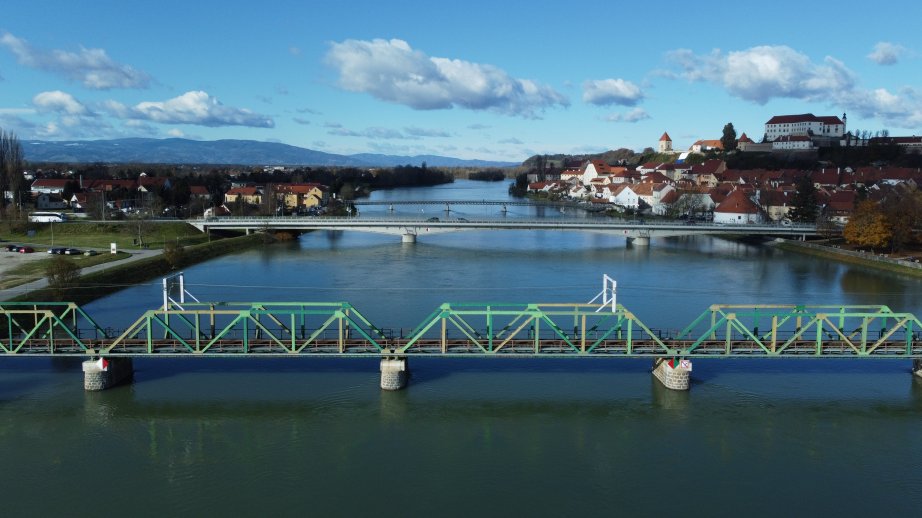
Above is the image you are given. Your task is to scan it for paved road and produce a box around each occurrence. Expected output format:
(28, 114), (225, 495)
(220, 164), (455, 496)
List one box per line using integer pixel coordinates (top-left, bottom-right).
(0, 248), (161, 301)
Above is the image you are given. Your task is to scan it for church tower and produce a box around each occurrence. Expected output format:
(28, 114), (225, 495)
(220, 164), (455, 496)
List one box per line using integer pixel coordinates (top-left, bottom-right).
(658, 132), (672, 153)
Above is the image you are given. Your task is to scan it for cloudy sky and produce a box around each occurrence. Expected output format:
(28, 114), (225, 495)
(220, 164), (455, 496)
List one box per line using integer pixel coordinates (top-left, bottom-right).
(1, 1), (920, 162)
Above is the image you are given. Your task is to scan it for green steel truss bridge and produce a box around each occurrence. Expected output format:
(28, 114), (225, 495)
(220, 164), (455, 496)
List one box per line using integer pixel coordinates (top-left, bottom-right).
(2, 300), (920, 360)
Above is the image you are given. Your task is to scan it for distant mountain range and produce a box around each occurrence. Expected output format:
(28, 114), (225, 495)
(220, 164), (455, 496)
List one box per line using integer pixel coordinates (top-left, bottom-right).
(22, 138), (519, 168)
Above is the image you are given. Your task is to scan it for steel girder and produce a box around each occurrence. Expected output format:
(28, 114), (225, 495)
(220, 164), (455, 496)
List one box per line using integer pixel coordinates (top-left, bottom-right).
(101, 302), (388, 355)
(676, 304), (922, 357)
(0, 302), (108, 354)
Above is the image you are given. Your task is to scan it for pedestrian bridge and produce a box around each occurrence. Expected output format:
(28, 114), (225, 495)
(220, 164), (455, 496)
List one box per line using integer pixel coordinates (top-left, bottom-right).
(188, 216), (818, 245)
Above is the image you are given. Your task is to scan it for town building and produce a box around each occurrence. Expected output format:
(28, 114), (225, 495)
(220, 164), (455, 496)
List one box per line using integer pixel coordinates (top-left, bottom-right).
(713, 189), (763, 224)
(764, 113), (846, 141)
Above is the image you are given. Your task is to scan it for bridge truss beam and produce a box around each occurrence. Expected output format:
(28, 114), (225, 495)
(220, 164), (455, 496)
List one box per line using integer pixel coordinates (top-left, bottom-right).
(1, 302), (919, 359)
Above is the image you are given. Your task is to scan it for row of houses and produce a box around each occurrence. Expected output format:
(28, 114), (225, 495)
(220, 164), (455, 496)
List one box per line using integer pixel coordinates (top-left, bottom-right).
(27, 174), (331, 214)
(528, 158), (922, 224)
(28, 176), (210, 211)
(224, 183), (328, 210)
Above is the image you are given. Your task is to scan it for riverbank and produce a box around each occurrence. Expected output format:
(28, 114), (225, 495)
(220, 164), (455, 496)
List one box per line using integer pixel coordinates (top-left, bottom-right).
(5, 232), (270, 304)
(774, 239), (922, 277)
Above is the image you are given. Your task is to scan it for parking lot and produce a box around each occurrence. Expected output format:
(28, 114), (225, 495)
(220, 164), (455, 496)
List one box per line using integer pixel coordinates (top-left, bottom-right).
(0, 245), (52, 278)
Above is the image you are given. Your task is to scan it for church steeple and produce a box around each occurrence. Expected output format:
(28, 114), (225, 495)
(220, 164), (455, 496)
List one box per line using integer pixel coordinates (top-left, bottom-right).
(658, 132), (672, 153)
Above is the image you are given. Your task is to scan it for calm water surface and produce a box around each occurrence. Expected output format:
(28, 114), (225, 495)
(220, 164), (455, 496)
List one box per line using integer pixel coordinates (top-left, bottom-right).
(3, 180), (921, 516)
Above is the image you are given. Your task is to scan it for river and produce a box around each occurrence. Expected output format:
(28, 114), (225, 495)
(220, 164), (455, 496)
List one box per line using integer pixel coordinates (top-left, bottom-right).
(2, 180), (921, 516)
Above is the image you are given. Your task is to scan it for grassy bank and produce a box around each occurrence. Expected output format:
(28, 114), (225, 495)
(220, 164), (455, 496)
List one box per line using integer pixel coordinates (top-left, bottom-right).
(774, 239), (922, 277)
(0, 251), (131, 290)
(1, 220), (209, 250)
(11, 233), (270, 305)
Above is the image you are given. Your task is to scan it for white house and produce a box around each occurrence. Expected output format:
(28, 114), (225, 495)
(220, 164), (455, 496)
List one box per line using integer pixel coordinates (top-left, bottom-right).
(609, 184), (640, 209)
(713, 189), (763, 224)
(36, 193), (68, 210)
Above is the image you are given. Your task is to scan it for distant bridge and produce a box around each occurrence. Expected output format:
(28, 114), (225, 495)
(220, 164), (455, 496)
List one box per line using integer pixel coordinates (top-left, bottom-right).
(188, 216), (819, 245)
(351, 199), (592, 210)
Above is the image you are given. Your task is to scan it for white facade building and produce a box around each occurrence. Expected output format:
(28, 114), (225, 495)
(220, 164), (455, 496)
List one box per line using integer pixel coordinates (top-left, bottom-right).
(764, 113), (846, 141)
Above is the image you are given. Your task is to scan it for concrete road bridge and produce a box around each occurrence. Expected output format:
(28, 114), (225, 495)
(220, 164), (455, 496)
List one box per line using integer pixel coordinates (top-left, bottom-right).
(188, 216), (819, 245)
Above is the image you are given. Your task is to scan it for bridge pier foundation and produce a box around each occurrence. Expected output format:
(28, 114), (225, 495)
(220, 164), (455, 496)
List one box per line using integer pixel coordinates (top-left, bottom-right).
(402, 233), (417, 244)
(652, 358), (690, 390)
(380, 357), (409, 390)
(913, 359), (922, 378)
(83, 358), (133, 391)
(630, 236), (650, 246)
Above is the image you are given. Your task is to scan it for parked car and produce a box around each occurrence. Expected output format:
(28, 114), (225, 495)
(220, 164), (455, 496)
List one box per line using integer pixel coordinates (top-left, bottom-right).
(83, 250), (98, 256)
(48, 247), (66, 254)
(63, 248), (82, 255)
(5, 244), (21, 252)
(18, 246), (35, 253)
(427, 217), (440, 222)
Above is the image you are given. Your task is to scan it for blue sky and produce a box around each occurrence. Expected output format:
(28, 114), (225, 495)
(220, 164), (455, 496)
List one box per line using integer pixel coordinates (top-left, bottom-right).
(1, 1), (921, 162)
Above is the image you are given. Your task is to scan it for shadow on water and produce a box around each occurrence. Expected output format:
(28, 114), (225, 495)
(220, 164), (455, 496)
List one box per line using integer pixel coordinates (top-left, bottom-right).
(128, 357), (382, 384)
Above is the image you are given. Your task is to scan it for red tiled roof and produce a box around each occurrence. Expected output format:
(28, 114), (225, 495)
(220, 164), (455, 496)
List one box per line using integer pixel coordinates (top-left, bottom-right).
(226, 186), (260, 196)
(274, 183), (327, 194)
(766, 113), (843, 125)
(714, 189), (760, 214)
(659, 132), (671, 142)
(31, 179), (70, 188)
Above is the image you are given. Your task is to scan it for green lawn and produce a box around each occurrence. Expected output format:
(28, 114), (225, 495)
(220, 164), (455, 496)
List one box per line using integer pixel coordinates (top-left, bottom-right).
(1, 221), (209, 250)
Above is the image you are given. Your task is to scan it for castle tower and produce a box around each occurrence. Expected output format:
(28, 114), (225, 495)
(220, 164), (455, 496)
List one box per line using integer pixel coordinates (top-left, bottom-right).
(658, 132), (672, 153)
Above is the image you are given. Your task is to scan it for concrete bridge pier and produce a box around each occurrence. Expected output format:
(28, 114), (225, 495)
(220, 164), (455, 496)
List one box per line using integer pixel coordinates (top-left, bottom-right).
(401, 233), (417, 244)
(83, 357), (133, 391)
(380, 357), (409, 390)
(629, 236), (650, 246)
(913, 359), (922, 378)
(652, 358), (691, 390)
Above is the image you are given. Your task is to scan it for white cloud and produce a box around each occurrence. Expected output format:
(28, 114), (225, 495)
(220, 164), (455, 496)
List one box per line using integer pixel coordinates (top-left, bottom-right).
(328, 126), (413, 139)
(0, 32), (150, 89)
(167, 128), (185, 137)
(499, 137), (523, 145)
(582, 79), (644, 106)
(867, 42), (906, 65)
(666, 45), (856, 105)
(667, 44), (922, 129)
(603, 108), (650, 123)
(841, 86), (922, 128)
(404, 126), (451, 138)
(33, 90), (90, 115)
(105, 91), (274, 128)
(326, 38), (568, 117)
(293, 117), (311, 125)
